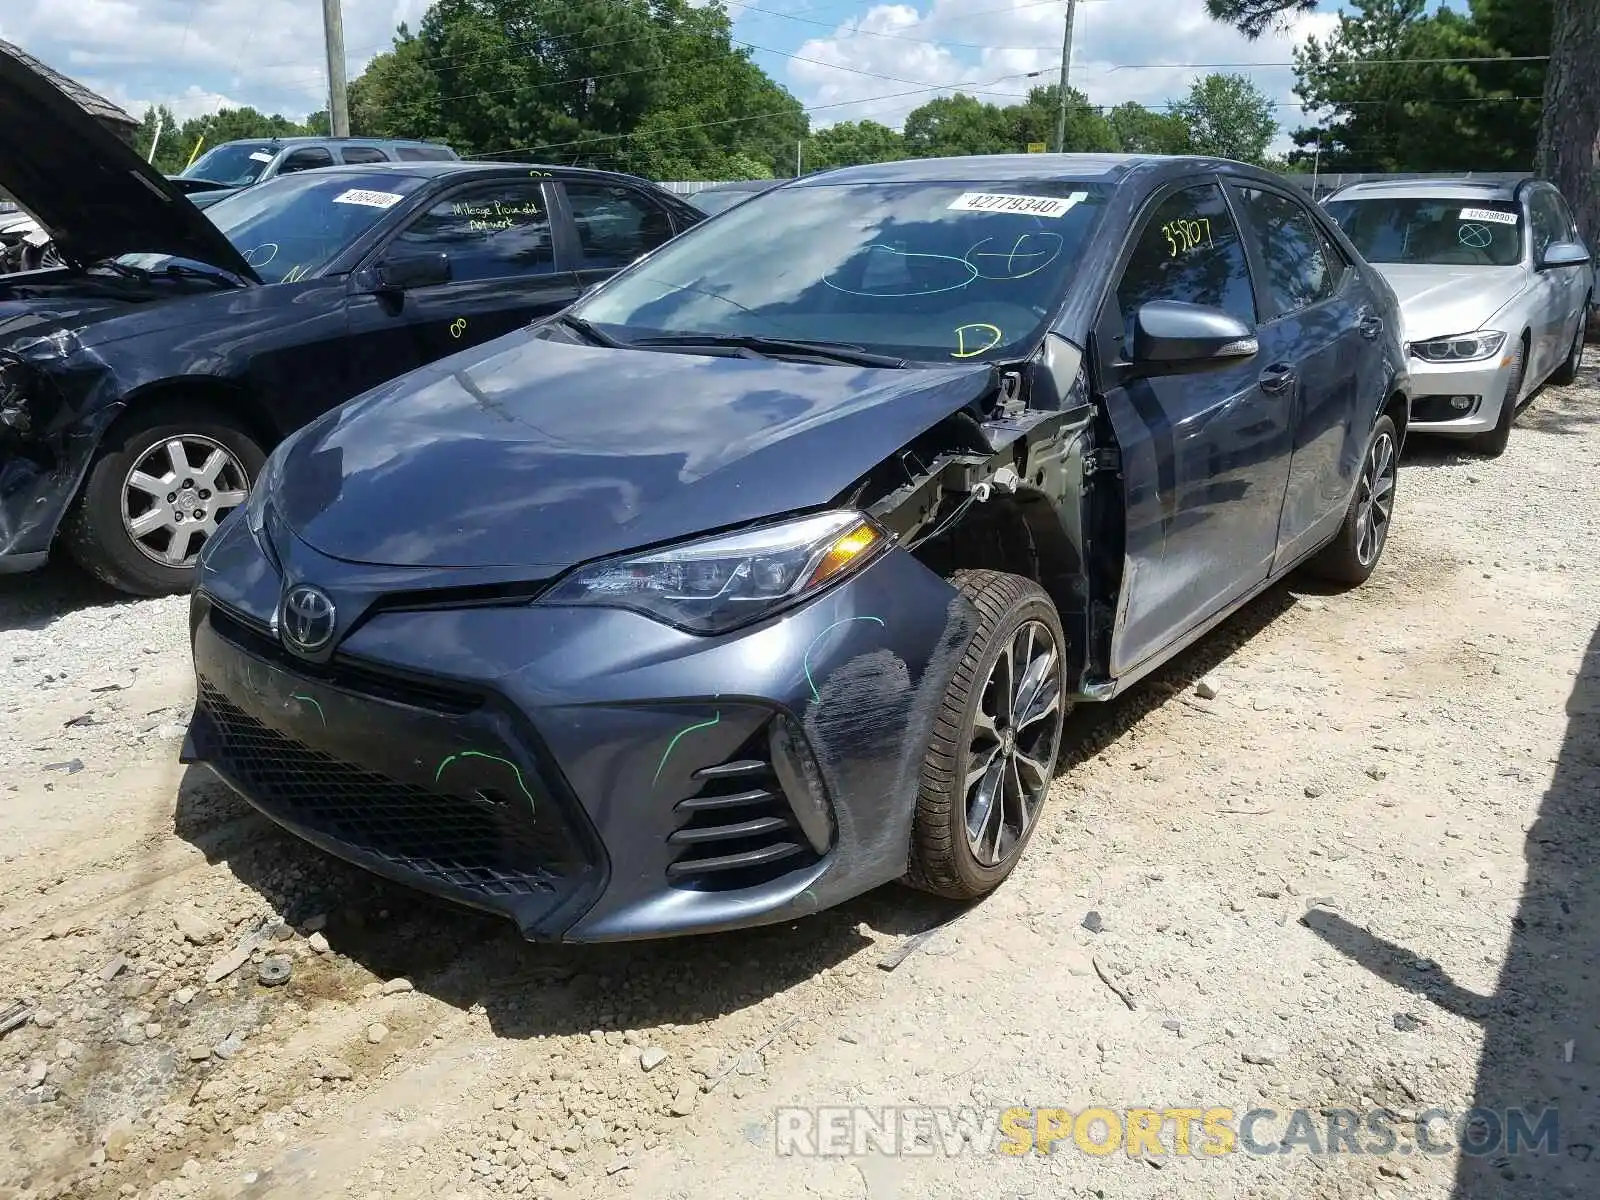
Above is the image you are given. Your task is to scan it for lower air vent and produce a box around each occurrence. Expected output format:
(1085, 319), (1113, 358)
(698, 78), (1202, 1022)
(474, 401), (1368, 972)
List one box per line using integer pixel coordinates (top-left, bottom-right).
(666, 717), (834, 891)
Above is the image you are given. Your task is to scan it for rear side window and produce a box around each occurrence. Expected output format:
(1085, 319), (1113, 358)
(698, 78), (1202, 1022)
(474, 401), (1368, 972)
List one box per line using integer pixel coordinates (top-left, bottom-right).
(386, 180), (556, 282)
(564, 182), (675, 270)
(340, 146), (389, 164)
(1116, 182), (1256, 339)
(1236, 187), (1340, 316)
(396, 145), (458, 162)
(278, 147), (334, 175)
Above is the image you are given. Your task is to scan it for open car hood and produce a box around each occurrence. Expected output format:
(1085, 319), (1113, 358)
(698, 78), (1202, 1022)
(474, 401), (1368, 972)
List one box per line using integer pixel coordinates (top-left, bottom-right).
(0, 47), (258, 280)
(276, 337), (998, 571)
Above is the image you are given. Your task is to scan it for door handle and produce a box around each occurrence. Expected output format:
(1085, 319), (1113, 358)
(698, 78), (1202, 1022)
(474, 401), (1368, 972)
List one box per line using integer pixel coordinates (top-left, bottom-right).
(1259, 364), (1297, 395)
(1358, 308), (1384, 339)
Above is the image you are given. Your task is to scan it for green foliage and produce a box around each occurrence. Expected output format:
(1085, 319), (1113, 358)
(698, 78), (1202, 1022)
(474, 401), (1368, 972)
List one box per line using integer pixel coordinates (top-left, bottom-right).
(1171, 72), (1279, 164)
(1106, 102), (1192, 154)
(803, 120), (907, 172)
(136, 104), (315, 175)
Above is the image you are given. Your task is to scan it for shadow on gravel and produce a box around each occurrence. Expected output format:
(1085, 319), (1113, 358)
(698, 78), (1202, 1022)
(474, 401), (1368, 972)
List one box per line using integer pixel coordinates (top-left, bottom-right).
(0, 556), (128, 632)
(171, 765), (959, 1041)
(1302, 619), (1600, 1198)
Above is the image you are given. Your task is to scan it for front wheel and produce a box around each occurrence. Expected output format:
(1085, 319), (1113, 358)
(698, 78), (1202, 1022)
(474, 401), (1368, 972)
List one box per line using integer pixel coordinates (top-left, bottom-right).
(60, 401), (264, 596)
(1467, 336), (1525, 458)
(1307, 414), (1399, 588)
(905, 569), (1069, 901)
(1550, 305), (1588, 386)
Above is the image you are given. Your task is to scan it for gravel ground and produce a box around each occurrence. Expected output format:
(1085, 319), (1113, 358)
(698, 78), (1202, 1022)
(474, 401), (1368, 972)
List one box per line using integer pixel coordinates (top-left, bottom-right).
(1, 371), (1597, 1200)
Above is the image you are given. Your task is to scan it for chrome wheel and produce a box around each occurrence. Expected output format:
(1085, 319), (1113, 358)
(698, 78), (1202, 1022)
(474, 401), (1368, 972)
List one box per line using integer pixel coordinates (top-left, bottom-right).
(964, 619), (1064, 867)
(1354, 429), (1396, 568)
(119, 435), (250, 568)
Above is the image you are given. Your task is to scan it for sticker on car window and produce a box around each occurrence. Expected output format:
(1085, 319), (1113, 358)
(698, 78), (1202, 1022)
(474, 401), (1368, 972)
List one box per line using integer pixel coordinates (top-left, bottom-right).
(948, 192), (1087, 219)
(249, 152), (273, 163)
(1460, 207), (1517, 226)
(332, 188), (405, 209)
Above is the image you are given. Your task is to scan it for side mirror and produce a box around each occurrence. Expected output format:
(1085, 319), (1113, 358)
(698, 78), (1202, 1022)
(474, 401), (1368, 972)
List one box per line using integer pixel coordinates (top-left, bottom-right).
(1539, 240), (1591, 270)
(373, 252), (451, 291)
(1130, 300), (1259, 368)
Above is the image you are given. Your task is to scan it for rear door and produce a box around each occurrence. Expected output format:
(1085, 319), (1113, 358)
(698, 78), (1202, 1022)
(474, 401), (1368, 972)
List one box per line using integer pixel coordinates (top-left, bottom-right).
(1228, 180), (1371, 568)
(342, 177), (581, 394)
(1094, 177), (1293, 679)
(560, 180), (689, 291)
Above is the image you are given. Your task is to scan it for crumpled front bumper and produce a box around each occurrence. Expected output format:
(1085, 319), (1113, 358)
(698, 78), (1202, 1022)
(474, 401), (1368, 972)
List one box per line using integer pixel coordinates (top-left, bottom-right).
(0, 426), (101, 571)
(183, 512), (976, 942)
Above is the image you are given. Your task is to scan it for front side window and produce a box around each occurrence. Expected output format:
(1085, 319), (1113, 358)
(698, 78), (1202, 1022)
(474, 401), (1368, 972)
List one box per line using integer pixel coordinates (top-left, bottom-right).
(1116, 182), (1256, 339)
(1324, 196), (1524, 267)
(385, 181), (555, 282)
(278, 147), (335, 175)
(571, 180), (1113, 363)
(1530, 190), (1569, 258)
(1237, 187), (1338, 316)
(565, 183), (675, 270)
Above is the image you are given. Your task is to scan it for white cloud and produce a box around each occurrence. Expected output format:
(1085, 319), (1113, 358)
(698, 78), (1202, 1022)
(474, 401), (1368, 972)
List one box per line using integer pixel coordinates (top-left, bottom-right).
(0, 0), (432, 122)
(779, 0), (1340, 148)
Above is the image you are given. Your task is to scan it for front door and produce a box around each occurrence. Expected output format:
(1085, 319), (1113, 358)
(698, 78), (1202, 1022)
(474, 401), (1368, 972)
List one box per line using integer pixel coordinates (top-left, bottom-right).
(1229, 182), (1371, 567)
(1095, 179), (1294, 679)
(343, 178), (582, 396)
(561, 180), (685, 292)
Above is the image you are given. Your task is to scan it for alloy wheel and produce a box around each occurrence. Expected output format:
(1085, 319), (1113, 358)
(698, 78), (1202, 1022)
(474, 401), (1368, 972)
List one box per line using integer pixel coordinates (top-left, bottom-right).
(119, 435), (250, 568)
(1354, 430), (1397, 568)
(964, 619), (1064, 867)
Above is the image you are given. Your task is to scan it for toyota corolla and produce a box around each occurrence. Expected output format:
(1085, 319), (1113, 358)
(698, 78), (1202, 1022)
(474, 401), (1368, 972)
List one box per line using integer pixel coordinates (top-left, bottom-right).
(184, 154), (1412, 942)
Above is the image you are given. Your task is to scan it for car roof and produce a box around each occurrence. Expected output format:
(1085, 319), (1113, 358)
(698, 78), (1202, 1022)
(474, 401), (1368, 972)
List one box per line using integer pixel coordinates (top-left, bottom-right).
(220, 135), (450, 149)
(1326, 177), (1539, 203)
(261, 160), (675, 192)
(789, 152), (1300, 189)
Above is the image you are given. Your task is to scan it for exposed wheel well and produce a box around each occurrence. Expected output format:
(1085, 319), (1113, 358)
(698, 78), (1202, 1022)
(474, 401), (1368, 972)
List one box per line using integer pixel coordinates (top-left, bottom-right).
(109, 378), (279, 452)
(1384, 390), (1409, 448)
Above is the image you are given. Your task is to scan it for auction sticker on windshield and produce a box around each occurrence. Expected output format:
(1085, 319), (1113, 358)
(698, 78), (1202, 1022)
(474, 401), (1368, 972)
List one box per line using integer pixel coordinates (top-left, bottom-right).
(948, 192), (1087, 219)
(333, 189), (406, 209)
(1460, 207), (1518, 226)
(249, 152), (273, 163)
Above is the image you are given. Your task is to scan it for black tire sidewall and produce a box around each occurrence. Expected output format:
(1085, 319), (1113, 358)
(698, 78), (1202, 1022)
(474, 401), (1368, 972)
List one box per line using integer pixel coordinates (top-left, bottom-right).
(66, 409), (265, 596)
(934, 582), (1067, 896)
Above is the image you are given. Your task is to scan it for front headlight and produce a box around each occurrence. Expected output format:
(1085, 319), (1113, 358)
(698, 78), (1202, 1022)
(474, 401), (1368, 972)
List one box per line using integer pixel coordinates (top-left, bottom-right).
(1408, 331), (1507, 363)
(538, 510), (889, 634)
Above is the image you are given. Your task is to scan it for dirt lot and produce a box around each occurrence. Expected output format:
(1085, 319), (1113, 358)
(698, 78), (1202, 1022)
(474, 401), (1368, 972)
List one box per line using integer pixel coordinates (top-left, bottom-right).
(2, 373), (1598, 1200)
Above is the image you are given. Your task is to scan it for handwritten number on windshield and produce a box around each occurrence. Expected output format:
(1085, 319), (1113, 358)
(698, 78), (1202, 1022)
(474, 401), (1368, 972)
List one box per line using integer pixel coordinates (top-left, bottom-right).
(1162, 218), (1213, 258)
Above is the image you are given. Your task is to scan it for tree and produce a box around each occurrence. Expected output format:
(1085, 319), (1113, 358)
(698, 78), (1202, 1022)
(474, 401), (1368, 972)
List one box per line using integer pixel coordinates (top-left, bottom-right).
(1107, 101), (1192, 154)
(1008, 85), (1118, 152)
(902, 93), (1015, 157)
(1171, 72), (1279, 163)
(1207, 0), (1599, 251)
(804, 120), (907, 172)
(1289, 0), (1536, 173)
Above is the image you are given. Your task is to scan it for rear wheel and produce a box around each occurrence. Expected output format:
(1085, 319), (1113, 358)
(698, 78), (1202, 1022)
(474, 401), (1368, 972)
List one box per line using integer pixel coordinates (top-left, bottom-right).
(1307, 414), (1399, 588)
(1550, 304), (1588, 386)
(1467, 336), (1525, 458)
(905, 570), (1069, 901)
(61, 401), (263, 596)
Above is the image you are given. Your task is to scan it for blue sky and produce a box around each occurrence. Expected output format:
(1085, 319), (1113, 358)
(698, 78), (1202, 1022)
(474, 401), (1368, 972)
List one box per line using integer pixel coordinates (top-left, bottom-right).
(1, 0), (1372, 150)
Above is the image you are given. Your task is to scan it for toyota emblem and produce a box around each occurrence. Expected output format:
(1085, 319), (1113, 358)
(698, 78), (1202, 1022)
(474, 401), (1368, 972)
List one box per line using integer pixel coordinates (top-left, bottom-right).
(280, 585), (336, 653)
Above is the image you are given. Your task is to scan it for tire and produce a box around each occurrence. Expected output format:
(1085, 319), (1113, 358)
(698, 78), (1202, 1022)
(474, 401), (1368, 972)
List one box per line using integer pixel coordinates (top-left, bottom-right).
(1467, 336), (1525, 458)
(905, 569), (1069, 901)
(60, 400), (265, 596)
(1307, 414), (1400, 588)
(1549, 303), (1588, 386)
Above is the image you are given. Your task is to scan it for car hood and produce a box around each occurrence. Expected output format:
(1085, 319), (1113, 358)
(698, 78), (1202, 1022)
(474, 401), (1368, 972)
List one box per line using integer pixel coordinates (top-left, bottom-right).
(0, 51), (258, 281)
(276, 337), (998, 571)
(1373, 263), (1528, 342)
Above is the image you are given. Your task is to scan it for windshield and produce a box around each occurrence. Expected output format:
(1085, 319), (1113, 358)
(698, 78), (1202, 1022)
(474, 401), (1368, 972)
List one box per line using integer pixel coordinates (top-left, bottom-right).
(690, 189), (767, 215)
(1324, 197), (1524, 267)
(572, 180), (1113, 363)
(114, 171), (429, 283)
(181, 142), (277, 187)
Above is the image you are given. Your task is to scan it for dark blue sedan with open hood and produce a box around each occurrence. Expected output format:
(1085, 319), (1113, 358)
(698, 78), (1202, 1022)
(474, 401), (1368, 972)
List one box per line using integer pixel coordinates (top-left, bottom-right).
(185, 154), (1413, 941)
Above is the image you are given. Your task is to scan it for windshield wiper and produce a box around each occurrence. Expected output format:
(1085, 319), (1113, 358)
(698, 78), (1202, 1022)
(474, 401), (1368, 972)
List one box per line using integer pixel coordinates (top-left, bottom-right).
(89, 259), (153, 282)
(554, 313), (629, 348)
(631, 334), (907, 369)
(161, 262), (240, 288)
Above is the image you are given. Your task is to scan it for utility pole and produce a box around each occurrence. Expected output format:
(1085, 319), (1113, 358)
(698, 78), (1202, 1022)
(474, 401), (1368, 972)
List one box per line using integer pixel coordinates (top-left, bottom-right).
(1052, 0), (1078, 154)
(322, 0), (350, 137)
(147, 108), (164, 163)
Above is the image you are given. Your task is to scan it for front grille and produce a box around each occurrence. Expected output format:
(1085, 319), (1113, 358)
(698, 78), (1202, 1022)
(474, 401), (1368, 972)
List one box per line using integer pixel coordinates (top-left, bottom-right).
(209, 603), (482, 715)
(195, 681), (573, 898)
(667, 721), (826, 891)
